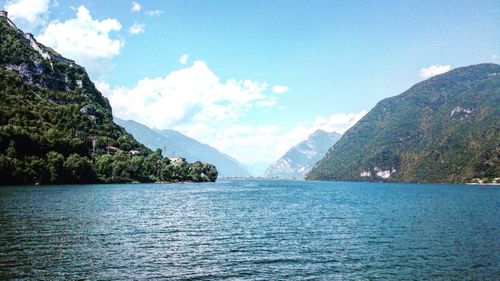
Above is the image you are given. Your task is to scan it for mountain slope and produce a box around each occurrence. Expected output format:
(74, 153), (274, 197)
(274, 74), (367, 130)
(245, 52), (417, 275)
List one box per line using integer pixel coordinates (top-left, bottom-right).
(307, 64), (500, 183)
(265, 130), (341, 179)
(114, 118), (250, 177)
(0, 14), (217, 184)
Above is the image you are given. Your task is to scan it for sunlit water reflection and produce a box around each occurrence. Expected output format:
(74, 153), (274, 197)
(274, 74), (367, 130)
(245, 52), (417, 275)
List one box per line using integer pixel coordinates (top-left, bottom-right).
(0, 180), (498, 280)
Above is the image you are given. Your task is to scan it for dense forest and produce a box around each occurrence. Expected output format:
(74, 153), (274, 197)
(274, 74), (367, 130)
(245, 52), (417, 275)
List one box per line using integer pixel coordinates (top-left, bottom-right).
(0, 16), (217, 185)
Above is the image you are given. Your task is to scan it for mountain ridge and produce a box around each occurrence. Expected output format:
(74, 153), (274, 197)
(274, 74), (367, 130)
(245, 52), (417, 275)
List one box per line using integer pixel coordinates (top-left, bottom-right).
(307, 63), (500, 183)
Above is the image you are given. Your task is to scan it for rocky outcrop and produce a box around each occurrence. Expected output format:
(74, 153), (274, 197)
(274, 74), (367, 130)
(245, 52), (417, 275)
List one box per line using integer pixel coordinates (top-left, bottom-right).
(4, 62), (43, 84)
(80, 105), (96, 115)
(80, 104), (99, 124)
(0, 14), (79, 92)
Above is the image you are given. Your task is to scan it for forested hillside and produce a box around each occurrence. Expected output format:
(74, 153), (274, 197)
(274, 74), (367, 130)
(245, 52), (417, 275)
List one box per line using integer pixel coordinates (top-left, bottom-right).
(307, 64), (500, 183)
(0, 15), (217, 184)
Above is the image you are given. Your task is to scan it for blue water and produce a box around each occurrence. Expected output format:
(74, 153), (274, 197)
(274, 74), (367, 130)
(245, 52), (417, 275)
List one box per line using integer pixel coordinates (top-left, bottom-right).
(0, 180), (498, 280)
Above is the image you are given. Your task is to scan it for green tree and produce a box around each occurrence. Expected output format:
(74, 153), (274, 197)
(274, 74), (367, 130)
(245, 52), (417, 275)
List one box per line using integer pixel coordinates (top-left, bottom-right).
(6, 140), (15, 158)
(47, 151), (64, 183)
(63, 154), (96, 183)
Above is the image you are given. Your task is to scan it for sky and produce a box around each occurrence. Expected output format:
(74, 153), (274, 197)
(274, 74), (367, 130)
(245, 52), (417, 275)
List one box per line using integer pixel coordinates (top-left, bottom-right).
(2, 0), (499, 168)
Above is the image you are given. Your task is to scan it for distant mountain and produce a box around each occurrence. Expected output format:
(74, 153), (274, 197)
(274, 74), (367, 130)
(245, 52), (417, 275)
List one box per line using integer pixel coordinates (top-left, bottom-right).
(114, 118), (250, 178)
(307, 64), (500, 183)
(265, 130), (341, 179)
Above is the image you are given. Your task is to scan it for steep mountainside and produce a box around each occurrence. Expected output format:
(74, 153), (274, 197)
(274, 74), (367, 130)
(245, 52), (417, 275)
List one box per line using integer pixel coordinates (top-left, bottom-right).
(0, 14), (217, 184)
(265, 130), (341, 179)
(307, 64), (500, 183)
(115, 118), (250, 177)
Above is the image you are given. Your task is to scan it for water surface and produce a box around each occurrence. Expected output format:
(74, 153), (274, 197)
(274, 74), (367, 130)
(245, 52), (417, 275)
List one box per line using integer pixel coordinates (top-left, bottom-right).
(0, 180), (499, 280)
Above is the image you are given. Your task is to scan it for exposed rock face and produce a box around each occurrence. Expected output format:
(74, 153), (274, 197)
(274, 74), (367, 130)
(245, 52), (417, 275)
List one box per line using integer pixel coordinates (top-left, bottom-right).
(80, 105), (96, 116)
(450, 106), (473, 120)
(24, 33), (51, 60)
(80, 105), (98, 124)
(4, 61), (45, 83)
(0, 14), (79, 92)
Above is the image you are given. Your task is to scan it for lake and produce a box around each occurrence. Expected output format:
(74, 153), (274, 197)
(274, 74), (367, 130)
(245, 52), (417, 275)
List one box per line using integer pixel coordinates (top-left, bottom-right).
(0, 180), (498, 280)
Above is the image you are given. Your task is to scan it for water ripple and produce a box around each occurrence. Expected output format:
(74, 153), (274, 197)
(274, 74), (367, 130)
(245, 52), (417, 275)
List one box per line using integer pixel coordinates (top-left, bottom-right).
(0, 180), (499, 280)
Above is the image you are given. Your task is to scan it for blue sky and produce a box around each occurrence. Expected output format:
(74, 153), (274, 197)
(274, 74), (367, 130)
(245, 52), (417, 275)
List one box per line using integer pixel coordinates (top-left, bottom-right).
(2, 0), (499, 166)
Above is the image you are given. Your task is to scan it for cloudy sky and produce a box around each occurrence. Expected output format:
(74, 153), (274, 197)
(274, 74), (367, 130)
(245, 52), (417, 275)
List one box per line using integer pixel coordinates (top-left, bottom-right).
(2, 0), (499, 166)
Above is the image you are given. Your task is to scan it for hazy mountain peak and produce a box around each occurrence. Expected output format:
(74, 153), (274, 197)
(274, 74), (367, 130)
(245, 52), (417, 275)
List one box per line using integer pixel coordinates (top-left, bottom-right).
(265, 130), (341, 179)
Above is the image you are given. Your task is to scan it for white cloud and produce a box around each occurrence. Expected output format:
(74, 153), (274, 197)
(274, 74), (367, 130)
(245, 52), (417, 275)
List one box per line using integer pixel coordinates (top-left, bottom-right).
(131, 1), (141, 12)
(37, 5), (124, 78)
(272, 85), (289, 94)
(100, 60), (273, 130)
(98, 59), (362, 168)
(145, 10), (163, 17)
(312, 111), (368, 134)
(420, 64), (451, 78)
(3, 0), (51, 30)
(129, 23), (144, 34)
(95, 80), (111, 93)
(179, 54), (189, 65)
(255, 97), (278, 108)
(492, 54), (499, 63)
